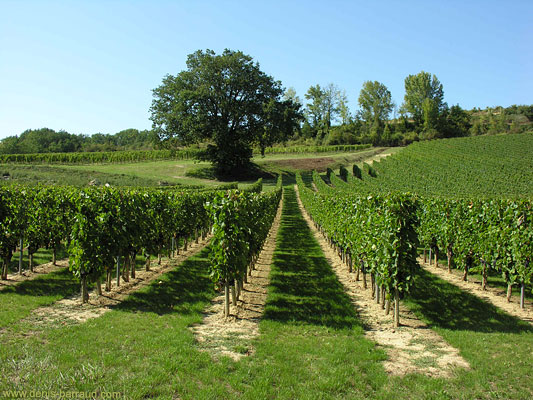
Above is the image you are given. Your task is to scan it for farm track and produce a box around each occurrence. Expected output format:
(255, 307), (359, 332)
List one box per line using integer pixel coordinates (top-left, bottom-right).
(294, 184), (470, 378)
(0, 258), (69, 291)
(419, 260), (533, 326)
(191, 194), (284, 360)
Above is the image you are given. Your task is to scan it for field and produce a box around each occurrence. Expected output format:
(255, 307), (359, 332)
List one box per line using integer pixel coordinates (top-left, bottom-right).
(1, 137), (532, 399)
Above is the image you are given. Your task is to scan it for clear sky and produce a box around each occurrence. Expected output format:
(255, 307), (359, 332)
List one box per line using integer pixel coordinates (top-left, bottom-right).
(0, 0), (531, 139)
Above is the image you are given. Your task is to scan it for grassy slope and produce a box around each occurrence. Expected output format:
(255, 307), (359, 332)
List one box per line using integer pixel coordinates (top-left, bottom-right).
(1, 147), (391, 189)
(1, 186), (532, 399)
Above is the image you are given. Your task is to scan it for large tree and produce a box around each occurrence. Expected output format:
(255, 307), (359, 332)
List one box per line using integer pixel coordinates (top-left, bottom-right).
(401, 71), (445, 130)
(149, 49), (300, 177)
(358, 80), (394, 128)
(304, 83), (341, 138)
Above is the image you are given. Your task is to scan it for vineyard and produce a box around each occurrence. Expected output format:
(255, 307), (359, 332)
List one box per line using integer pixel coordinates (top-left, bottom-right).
(0, 135), (532, 399)
(0, 144), (371, 165)
(302, 134), (532, 320)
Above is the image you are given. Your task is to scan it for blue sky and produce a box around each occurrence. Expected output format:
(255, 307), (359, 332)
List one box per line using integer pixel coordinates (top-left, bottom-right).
(0, 0), (531, 139)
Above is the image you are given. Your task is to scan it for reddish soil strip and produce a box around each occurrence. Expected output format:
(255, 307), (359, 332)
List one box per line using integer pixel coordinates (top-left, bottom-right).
(420, 259), (533, 326)
(295, 185), (470, 378)
(191, 196), (283, 361)
(21, 237), (211, 328)
(0, 259), (69, 290)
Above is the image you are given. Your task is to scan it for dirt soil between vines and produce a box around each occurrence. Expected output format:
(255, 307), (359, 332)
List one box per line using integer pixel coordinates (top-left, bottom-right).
(419, 260), (533, 326)
(294, 185), (470, 378)
(0, 258), (69, 290)
(20, 237), (211, 329)
(191, 196), (283, 361)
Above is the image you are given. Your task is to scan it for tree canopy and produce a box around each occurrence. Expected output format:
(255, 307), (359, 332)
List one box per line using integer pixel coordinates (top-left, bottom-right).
(401, 71), (445, 130)
(149, 49), (301, 177)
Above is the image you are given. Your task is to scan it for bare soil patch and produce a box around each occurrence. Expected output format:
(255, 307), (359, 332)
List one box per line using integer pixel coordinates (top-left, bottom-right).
(0, 258), (69, 290)
(294, 185), (470, 378)
(191, 196), (283, 361)
(20, 237), (211, 329)
(269, 157), (336, 172)
(420, 259), (533, 326)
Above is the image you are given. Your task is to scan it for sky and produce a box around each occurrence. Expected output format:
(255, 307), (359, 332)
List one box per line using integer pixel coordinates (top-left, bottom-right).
(0, 0), (531, 139)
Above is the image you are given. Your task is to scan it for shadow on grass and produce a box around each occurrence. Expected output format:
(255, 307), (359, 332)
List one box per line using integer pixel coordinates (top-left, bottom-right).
(0, 268), (81, 297)
(408, 267), (533, 334)
(263, 187), (361, 330)
(115, 248), (214, 315)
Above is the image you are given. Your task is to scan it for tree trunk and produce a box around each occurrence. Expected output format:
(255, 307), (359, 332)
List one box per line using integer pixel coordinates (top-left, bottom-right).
(507, 283), (512, 302)
(96, 277), (102, 296)
(116, 257), (121, 287)
(131, 252), (136, 279)
(423, 249), (427, 263)
(363, 271), (367, 289)
(381, 287), (386, 309)
(447, 244), (453, 273)
(224, 282), (230, 317)
(106, 270), (111, 291)
(176, 237), (180, 255)
(158, 253), (162, 265)
(520, 283), (525, 309)
(184, 238), (188, 252)
(371, 274), (375, 298)
(123, 254), (130, 283)
(81, 276), (89, 303)
(195, 229), (199, 244)
(18, 237), (23, 275)
(145, 255), (151, 271)
(52, 247), (57, 266)
(375, 278), (380, 304)
(434, 248), (439, 268)
(29, 252), (34, 273)
(394, 288), (400, 328)
(235, 280), (240, 300)
(231, 283), (237, 306)
(429, 248), (432, 265)
(1, 260), (7, 280)
(385, 295), (391, 315)
(481, 260), (487, 291)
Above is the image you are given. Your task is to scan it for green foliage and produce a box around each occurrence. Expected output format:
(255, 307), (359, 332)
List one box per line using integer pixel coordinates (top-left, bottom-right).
(358, 80), (394, 136)
(351, 134), (533, 197)
(297, 174), (419, 294)
(0, 128), (156, 155)
(206, 188), (281, 286)
(363, 162), (377, 178)
(352, 164), (362, 180)
(150, 49), (301, 177)
(401, 71), (445, 129)
(339, 165), (349, 182)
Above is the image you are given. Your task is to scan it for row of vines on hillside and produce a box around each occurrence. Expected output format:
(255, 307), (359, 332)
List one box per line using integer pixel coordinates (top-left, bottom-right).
(297, 173), (419, 327)
(207, 177), (282, 316)
(317, 162), (533, 309)
(0, 185), (214, 301)
(418, 198), (532, 307)
(0, 144), (371, 165)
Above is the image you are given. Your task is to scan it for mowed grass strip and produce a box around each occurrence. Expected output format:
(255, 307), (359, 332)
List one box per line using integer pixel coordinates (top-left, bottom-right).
(0, 268), (82, 328)
(401, 268), (533, 400)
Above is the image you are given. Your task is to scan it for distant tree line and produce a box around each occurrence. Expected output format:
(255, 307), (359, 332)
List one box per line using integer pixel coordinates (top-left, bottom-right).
(287, 72), (532, 146)
(0, 128), (157, 155)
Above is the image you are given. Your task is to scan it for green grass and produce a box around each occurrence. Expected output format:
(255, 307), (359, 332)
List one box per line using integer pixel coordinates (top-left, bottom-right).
(0, 164), (165, 187)
(1, 147), (392, 189)
(3, 245), (69, 275)
(1, 185), (531, 399)
(426, 253), (532, 303)
(0, 268), (82, 327)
